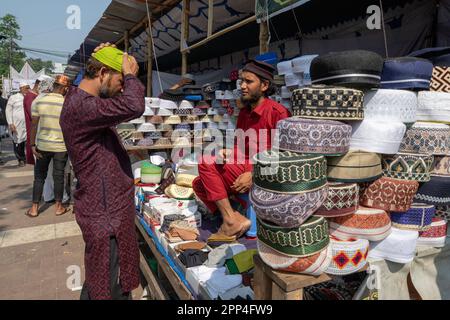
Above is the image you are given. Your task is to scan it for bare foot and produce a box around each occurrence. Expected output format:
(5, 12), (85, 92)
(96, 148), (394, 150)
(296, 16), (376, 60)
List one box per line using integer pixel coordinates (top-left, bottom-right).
(219, 211), (251, 238)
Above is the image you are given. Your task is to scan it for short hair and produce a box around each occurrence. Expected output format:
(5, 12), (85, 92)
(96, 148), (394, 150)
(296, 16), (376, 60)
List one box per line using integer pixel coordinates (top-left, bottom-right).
(84, 57), (118, 79)
(256, 75), (276, 97)
(52, 82), (64, 92)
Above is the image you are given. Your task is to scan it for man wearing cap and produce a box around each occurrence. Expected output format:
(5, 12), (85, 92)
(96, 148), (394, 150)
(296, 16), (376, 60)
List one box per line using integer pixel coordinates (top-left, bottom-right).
(193, 60), (290, 239)
(6, 83), (30, 166)
(60, 43), (144, 300)
(26, 75), (71, 218)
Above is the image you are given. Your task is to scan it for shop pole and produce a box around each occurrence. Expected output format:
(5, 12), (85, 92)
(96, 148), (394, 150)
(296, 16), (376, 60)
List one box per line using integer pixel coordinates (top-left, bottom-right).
(181, 0), (191, 75)
(259, 19), (269, 54)
(147, 22), (153, 97)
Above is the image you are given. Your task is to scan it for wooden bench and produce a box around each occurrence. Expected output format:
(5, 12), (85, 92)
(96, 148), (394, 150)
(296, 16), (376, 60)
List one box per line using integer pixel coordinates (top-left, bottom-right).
(253, 254), (367, 300)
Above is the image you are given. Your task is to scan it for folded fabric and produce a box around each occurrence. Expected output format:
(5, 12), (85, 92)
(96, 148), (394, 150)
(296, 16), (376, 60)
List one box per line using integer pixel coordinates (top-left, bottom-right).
(328, 206), (391, 241)
(414, 175), (450, 206)
(417, 218), (448, 248)
(399, 122), (450, 155)
(218, 285), (255, 301)
(416, 91), (450, 123)
(204, 243), (247, 267)
(175, 241), (207, 253)
(368, 227), (419, 264)
(350, 120), (406, 154)
(284, 73), (302, 87)
(310, 50), (384, 89)
(204, 271), (243, 299)
(391, 203), (435, 232)
(327, 150), (382, 183)
(382, 153), (434, 182)
(430, 66), (450, 92)
(166, 224), (199, 242)
(277, 60), (293, 75)
(363, 89), (418, 124)
(257, 216), (329, 257)
(250, 184), (327, 228)
(292, 55), (318, 84)
(225, 249), (258, 274)
(361, 177), (419, 212)
(432, 156), (450, 176)
(315, 183), (359, 217)
(185, 266), (226, 297)
(207, 233), (237, 244)
(380, 57), (433, 90)
(326, 238), (369, 276)
(178, 249), (209, 268)
(160, 214), (186, 233)
(277, 118), (352, 155)
(257, 240), (332, 276)
(253, 150), (327, 194)
(292, 86), (364, 120)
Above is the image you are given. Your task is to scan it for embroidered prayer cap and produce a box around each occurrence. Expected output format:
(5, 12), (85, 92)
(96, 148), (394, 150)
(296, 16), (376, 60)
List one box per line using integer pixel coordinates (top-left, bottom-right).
(276, 118), (352, 156)
(117, 123), (136, 131)
(325, 238), (369, 276)
(176, 173), (197, 188)
(363, 89), (418, 124)
(91, 46), (126, 72)
(415, 175), (450, 206)
(292, 55), (318, 74)
(186, 115), (199, 123)
(277, 60), (293, 76)
(179, 100), (194, 109)
(257, 215), (330, 257)
(416, 91), (450, 124)
(432, 156), (450, 176)
(350, 119), (406, 155)
(137, 123), (157, 132)
(172, 137), (191, 148)
(291, 85), (364, 120)
(250, 184), (328, 228)
(145, 97), (161, 108)
(148, 116), (164, 124)
(391, 203), (435, 232)
(129, 116), (145, 124)
(382, 153), (434, 182)
(436, 205), (450, 222)
(328, 206), (391, 242)
(257, 240), (332, 276)
(143, 106), (155, 116)
(153, 137), (172, 147)
(160, 99), (178, 109)
(310, 50), (384, 89)
(430, 66), (450, 93)
(380, 57), (433, 90)
(157, 124), (173, 131)
(157, 108), (173, 116)
(361, 177), (419, 212)
(243, 59), (275, 81)
(368, 227), (419, 264)
(192, 108), (206, 116)
(417, 218), (448, 248)
(253, 150), (328, 194)
(164, 115), (181, 125)
(327, 150), (382, 183)
(399, 122), (450, 155)
(315, 183), (359, 218)
(174, 108), (192, 116)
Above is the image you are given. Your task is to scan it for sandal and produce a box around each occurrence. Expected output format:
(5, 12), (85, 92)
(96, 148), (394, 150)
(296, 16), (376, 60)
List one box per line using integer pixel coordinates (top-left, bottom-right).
(55, 207), (72, 216)
(25, 209), (39, 218)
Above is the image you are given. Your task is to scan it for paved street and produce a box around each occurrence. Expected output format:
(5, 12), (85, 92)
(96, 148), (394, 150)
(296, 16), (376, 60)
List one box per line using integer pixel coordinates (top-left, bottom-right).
(0, 137), (143, 300)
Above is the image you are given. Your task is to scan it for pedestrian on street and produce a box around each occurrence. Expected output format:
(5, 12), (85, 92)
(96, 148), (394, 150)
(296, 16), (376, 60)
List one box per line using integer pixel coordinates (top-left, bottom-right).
(0, 89), (8, 166)
(60, 43), (144, 300)
(26, 75), (71, 218)
(6, 83), (30, 167)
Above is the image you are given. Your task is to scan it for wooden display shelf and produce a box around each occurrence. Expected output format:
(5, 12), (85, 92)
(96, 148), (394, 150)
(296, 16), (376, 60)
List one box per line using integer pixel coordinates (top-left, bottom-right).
(253, 254), (367, 300)
(125, 143), (207, 151)
(136, 217), (193, 300)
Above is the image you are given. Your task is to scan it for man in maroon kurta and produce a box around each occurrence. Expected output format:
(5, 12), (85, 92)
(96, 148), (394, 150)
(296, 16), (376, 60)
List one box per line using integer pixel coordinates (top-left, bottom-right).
(23, 81), (39, 165)
(60, 44), (144, 300)
(193, 60), (290, 238)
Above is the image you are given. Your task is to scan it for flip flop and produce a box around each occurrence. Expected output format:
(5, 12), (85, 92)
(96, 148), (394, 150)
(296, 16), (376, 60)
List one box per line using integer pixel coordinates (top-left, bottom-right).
(55, 207), (72, 216)
(25, 210), (39, 218)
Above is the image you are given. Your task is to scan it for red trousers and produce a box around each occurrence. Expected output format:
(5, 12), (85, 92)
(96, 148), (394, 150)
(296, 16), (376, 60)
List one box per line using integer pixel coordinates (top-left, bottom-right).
(193, 156), (248, 213)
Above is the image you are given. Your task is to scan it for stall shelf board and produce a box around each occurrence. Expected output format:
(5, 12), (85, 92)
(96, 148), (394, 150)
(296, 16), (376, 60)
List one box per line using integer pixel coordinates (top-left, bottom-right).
(253, 254), (367, 300)
(139, 251), (170, 300)
(125, 144), (204, 151)
(136, 216), (194, 300)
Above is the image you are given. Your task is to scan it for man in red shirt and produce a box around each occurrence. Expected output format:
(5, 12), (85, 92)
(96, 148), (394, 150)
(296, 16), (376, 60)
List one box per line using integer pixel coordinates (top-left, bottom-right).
(193, 60), (290, 239)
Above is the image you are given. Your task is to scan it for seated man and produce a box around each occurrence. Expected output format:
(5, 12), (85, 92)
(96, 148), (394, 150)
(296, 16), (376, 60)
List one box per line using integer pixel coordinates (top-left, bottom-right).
(193, 60), (290, 239)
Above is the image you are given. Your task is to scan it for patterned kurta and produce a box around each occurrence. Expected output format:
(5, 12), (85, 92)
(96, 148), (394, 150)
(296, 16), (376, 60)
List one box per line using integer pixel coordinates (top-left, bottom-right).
(60, 75), (145, 299)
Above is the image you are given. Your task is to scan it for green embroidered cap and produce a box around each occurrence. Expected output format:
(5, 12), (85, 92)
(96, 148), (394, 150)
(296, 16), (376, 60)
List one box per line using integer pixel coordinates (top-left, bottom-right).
(253, 150), (327, 194)
(92, 47), (127, 73)
(141, 162), (162, 175)
(257, 216), (329, 257)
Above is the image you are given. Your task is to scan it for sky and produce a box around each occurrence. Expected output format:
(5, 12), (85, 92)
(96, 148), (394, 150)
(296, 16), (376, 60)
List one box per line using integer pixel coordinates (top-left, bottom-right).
(0, 0), (111, 64)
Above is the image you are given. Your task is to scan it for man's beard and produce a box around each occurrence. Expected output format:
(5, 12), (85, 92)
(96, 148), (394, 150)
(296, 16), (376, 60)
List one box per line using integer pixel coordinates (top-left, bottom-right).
(99, 77), (116, 98)
(240, 91), (263, 108)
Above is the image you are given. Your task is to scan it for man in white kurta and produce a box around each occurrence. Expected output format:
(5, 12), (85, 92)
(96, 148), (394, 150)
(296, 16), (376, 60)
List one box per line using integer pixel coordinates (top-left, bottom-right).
(6, 83), (30, 166)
